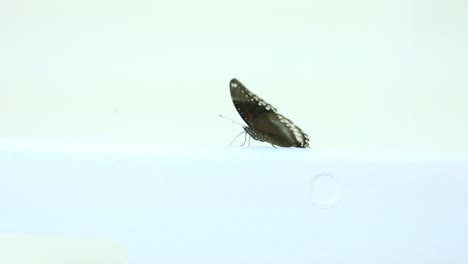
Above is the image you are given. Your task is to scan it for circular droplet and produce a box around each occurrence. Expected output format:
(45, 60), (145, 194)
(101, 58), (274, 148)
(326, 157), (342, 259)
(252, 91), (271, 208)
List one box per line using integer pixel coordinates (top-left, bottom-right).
(310, 173), (341, 208)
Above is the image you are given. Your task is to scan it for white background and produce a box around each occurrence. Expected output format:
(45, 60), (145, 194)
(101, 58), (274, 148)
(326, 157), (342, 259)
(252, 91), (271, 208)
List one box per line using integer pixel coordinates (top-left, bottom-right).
(1, 2), (468, 261)
(1, 0), (468, 151)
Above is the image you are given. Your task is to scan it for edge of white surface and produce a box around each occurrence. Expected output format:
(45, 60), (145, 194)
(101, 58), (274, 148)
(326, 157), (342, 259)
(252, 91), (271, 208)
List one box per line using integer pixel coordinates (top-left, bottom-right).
(1, 139), (468, 162)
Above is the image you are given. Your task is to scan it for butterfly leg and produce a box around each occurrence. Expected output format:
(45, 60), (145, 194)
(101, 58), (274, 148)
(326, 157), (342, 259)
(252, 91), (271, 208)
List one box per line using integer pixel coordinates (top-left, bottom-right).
(240, 131), (247, 146)
(270, 143), (277, 148)
(230, 131), (245, 146)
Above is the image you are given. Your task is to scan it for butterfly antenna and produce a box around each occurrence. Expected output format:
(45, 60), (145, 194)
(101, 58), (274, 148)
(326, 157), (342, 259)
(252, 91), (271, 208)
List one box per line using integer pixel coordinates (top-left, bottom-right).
(219, 115), (245, 127)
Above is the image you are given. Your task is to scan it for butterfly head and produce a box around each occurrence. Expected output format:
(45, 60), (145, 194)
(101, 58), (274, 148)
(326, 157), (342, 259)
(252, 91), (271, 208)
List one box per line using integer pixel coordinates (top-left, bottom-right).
(243, 126), (266, 142)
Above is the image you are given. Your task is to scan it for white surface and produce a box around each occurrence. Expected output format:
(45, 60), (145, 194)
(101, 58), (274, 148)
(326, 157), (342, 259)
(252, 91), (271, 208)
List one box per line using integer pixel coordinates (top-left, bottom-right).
(1, 143), (468, 263)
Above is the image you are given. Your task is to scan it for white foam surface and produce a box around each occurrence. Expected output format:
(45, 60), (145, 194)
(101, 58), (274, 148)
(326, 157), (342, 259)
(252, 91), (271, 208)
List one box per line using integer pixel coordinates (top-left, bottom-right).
(1, 142), (468, 263)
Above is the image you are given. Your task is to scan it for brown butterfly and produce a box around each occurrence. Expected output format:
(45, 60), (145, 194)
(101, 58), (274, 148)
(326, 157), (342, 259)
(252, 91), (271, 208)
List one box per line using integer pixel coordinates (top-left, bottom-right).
(229, 78), (309, 148)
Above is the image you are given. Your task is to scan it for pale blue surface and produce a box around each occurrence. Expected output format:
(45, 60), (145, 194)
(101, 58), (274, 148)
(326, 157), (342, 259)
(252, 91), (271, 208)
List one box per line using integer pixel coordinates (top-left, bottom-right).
(1, 143), (468, 263)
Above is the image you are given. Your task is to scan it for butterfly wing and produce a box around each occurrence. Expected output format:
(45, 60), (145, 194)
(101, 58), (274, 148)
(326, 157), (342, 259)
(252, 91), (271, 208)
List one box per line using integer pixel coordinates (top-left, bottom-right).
(253, 113), (309, 147)
(229, 78), (277, 127)
(229, 78), (309, 148)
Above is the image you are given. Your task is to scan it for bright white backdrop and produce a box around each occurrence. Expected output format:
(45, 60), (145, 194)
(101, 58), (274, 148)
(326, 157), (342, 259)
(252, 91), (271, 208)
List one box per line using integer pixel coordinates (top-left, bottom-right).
(1, 2), (468, 262)
(1, 0), (468, 151)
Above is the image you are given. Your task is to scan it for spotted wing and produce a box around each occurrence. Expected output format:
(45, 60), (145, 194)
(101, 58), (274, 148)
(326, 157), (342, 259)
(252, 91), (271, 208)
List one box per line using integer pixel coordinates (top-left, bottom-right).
(229, 78), (277, 127)
(253, 112), (309, 147)
(229, 78), (309, 148)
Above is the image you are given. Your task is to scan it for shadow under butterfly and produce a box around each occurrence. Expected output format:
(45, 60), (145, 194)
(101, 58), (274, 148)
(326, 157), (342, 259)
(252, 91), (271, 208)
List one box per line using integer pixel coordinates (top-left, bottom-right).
(228, 78), (309, 148)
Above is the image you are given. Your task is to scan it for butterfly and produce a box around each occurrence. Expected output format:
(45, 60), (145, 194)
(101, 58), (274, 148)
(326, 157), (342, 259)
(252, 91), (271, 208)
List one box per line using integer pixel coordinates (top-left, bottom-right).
(229, 78), (309, 148)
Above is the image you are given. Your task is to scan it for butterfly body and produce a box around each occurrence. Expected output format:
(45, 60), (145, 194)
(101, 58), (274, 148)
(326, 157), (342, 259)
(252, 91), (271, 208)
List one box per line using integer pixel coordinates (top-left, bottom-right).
(229, 78), (309, 148)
